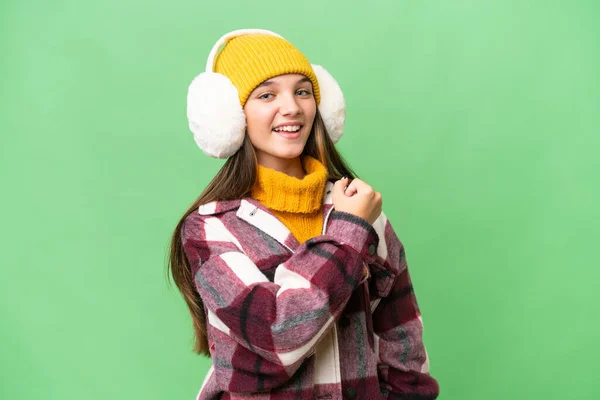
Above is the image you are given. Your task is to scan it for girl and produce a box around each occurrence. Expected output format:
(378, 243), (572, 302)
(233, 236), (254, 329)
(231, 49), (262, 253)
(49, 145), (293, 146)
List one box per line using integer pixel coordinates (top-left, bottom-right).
(169, 29), (439, 399)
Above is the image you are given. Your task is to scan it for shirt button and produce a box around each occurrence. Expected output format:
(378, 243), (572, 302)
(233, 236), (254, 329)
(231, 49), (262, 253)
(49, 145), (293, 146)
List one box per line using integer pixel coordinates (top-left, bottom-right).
(345, 387), (357, 398)
(339, 316), (350, 328)
(368, 243), (376, 256)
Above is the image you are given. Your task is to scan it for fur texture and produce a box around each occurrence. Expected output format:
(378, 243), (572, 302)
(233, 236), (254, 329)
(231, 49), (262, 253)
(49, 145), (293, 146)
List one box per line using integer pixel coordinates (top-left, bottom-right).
(312, 64), (346, 143)
(187, 72), (246, 159)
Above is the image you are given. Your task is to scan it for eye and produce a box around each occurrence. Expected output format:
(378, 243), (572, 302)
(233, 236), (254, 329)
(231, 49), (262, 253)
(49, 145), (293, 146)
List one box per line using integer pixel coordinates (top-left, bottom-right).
(296, 89), (312, 96)
(258, 93), (274, 100)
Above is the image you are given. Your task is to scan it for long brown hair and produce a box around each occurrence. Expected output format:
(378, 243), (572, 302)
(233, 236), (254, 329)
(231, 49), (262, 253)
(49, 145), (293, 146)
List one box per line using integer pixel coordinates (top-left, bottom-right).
(167, 110), (357, 355)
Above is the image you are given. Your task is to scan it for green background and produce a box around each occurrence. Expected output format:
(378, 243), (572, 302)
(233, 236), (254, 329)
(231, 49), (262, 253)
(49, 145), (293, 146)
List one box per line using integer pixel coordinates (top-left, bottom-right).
(1, 0), (598, 399)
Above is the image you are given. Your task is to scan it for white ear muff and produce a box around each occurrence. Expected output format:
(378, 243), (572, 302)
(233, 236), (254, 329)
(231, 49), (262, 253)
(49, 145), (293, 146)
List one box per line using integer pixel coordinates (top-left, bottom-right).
(186, 72), (246, 158)
(312, 64), (346, 144)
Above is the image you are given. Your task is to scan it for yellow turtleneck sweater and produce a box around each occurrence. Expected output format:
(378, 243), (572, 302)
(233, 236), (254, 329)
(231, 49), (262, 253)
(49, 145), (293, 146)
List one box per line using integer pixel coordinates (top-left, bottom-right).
(251, 155), (328, 244)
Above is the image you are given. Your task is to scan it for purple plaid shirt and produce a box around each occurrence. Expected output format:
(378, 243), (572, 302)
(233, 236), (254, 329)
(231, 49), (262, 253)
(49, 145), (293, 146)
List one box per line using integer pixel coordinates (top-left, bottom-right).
(181, 181), (439, 399)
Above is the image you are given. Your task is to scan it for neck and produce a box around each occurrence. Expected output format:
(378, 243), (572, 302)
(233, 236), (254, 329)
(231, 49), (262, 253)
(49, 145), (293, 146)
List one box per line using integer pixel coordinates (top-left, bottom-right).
(251, 155), (328, 214)
(256, 154), (305, 179)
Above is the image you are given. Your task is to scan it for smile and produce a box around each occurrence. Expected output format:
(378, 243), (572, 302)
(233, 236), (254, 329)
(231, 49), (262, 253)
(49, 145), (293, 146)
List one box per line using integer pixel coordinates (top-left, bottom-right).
(272, 124), (303, 139)
(273, 125), (302, 133)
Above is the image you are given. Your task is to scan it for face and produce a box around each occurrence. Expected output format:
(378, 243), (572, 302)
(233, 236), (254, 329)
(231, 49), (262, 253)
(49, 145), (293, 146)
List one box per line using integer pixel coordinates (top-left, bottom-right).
(244, 74), (317, 169)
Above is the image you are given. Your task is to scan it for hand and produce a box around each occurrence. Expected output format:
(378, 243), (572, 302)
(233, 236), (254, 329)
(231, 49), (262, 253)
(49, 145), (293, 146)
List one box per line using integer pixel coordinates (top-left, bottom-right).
(332, 177), (382, 225)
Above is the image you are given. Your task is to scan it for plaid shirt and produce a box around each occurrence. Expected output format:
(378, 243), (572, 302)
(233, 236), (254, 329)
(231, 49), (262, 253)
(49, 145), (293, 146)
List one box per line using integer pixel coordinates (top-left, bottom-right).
(181, 181), (439, 399)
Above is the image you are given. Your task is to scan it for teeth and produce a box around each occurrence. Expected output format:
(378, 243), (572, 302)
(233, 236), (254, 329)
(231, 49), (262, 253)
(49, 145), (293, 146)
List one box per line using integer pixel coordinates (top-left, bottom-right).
(274, 125), (301, 132)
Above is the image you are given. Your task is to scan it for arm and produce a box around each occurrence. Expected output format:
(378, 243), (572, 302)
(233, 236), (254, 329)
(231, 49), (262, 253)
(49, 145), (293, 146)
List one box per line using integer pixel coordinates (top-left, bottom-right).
(370, 214), (440, 399)
(182, 210), (378, 390)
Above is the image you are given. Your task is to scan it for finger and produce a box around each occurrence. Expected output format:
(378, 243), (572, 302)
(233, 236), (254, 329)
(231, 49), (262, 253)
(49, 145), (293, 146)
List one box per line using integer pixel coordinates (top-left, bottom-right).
(345, 179), (372, 195)
(333, 177), (349, 193)
(344, 185), (358, 196)
(342, 177), (358, 196)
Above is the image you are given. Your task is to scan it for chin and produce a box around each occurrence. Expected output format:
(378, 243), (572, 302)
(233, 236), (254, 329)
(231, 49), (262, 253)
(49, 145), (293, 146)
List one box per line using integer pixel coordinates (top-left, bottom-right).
(273, 150), (303, 159)
(272, 144), (306, 159)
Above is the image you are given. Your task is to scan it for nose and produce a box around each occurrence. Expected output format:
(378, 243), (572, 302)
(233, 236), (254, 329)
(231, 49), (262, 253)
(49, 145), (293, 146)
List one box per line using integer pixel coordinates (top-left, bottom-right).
(278, 92), (302, 116)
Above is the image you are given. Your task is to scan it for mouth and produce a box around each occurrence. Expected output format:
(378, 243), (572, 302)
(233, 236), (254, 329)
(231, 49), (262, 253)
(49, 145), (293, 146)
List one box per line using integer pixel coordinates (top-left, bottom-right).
(272, 124), (303, 139)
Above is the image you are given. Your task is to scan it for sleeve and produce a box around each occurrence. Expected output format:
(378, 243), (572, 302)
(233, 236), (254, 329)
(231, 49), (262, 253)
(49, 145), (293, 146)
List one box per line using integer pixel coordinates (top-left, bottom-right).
(370, 213), (440, 399)
(181, 210), (380, 390)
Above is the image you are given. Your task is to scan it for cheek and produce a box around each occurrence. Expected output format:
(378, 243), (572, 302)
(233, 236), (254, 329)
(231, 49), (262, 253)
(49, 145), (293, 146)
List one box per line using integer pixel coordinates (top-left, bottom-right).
(245, 106), (275, 133)
(304, 101), (317, 125)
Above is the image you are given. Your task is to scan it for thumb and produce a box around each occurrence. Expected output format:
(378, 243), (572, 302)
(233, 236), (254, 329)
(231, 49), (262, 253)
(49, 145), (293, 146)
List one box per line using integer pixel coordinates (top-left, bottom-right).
(333, 177), (349, 193)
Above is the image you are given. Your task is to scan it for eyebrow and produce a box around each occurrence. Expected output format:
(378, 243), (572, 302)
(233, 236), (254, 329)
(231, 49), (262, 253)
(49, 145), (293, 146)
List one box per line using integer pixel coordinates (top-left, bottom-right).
(256, 76), (312, 89)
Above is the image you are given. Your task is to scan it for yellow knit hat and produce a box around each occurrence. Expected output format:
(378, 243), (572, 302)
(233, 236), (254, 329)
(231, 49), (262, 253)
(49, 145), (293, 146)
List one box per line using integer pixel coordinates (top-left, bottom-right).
(213, 34), (321, 106)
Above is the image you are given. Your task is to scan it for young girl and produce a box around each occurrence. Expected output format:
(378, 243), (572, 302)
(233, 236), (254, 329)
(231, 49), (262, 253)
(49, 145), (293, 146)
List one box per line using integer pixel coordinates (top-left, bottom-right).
(169, 29), (439, 400)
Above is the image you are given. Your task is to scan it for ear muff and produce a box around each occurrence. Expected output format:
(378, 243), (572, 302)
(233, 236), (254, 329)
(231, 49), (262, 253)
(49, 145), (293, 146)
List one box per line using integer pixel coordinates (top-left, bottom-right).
(186, 29), (346, 158)
(312, 64), (345, 144)
(186, 71), (246, 158)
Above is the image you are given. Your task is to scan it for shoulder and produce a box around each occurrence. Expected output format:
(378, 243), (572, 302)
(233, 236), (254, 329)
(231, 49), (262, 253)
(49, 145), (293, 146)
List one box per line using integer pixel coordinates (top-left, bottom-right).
(181, 199), (242, 242)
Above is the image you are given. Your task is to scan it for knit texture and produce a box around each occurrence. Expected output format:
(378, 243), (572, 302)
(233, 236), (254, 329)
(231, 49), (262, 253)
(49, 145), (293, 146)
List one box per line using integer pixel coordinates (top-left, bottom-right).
(214, 34), (320, 106)
(251, 156), (327, 243)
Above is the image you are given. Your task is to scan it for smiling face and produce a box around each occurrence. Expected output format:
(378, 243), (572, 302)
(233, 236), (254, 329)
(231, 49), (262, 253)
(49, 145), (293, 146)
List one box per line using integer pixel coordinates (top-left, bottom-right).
(243, 74), (317, 170)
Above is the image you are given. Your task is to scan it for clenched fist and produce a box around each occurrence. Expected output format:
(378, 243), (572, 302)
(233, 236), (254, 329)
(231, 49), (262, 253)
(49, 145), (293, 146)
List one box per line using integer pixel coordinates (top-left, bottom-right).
(332, 177), (382, 225)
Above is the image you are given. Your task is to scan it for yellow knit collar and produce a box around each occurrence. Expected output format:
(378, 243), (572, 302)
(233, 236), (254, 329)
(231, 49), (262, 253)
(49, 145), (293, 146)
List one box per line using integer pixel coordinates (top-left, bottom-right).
(250, 155), (328, 214)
